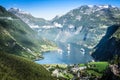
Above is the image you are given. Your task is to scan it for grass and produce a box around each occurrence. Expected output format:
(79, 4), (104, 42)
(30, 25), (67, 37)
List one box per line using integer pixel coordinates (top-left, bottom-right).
(0, 52), (56, 80)
(63, 73), (74, 79)
(88, 62), (109, 73)
(0, 7), (57, 60)
(86, 70), (102, 77)
(79, 64), (86, 67)
(86, 62), (109, 77)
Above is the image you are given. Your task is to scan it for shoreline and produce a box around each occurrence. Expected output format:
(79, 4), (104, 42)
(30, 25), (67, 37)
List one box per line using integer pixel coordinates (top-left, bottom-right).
(34, 49), (58, 61)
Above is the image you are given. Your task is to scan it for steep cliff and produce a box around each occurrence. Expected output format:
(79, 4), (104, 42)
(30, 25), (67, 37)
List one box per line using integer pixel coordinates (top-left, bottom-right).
(92, 25), (120, 61)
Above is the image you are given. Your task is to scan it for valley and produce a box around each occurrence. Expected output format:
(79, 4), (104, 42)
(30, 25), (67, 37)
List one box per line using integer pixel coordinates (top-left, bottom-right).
(0, 2), (120, 80)
(9, 5), (120, 64)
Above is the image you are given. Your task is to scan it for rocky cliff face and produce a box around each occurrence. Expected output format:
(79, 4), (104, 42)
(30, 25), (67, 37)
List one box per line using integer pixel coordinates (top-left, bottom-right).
(101, 64), (120, 80)
(37, 5), (120, 51)
(9, 5), (120, 55)
(92, 25), (120, 61)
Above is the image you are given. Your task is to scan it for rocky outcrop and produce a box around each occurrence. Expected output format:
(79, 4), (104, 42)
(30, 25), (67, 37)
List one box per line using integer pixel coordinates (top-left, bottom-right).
(92, 25), (120, 61)
(101, 64), (120, 80)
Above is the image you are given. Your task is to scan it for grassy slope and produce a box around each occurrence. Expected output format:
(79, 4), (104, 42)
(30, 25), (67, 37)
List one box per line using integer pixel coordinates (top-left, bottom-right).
(0, 6), (57, 80)
(88, 62), (109, 72)
(0, 6), (57, 59)
(86, 62), (109, 77)
(0, 52), (56, 80)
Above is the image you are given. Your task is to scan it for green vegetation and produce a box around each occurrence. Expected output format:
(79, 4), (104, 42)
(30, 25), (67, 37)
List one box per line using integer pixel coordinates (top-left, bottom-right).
(113, 26), (120, 39)
(0, 6), (57, 60)
(79, 64), (86, 67)
(0, 6), (58, 80)
(0, 52), (56, 80)
(86, 62), (109, 77)
(42, 62), (109, 79)
(63, 73), (74, 79)
(9, 8), (50, 27)
(88, 62), (109, 72)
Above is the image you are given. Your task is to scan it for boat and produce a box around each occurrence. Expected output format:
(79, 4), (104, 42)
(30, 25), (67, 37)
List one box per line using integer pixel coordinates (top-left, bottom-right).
(57, 48), (63, 54)
(80, 48), (85, 55)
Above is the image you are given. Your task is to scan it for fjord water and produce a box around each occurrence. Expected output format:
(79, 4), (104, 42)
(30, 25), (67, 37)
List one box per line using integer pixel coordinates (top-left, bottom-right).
(36, 43), (93, 64)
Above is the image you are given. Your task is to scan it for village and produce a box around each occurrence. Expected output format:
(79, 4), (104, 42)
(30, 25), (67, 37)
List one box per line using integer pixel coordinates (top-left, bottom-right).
(42, 62), (108, 80)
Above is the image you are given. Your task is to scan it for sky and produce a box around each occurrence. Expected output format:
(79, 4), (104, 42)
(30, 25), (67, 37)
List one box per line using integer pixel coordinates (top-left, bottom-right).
(0, 0), (120, 20)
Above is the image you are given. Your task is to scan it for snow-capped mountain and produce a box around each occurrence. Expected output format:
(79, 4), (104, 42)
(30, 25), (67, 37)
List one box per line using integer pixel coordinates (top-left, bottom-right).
(8, 8), (30, 15)
(8, 8), (50, 28)
(9, 5), (120, 54)
(50, 5), (120, 48)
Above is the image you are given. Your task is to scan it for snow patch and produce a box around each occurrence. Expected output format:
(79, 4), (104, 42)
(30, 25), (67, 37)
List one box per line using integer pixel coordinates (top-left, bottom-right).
(88, 5), (94, 8)
(100, 25), (108, 29)
(18, 11), (30, 15)
(68, 24), (74, 29)
(75, 26), (83, 34)
(29, 24), (39, 28)
(54, 22), (63, 28)
(69, 12), (74, 16)
(99, 5), (109, 9)
(9, 8), (30, 15)
(96, 14), (100, 17)
(7, 17), (13, 20)
(42, 25), (54, 29)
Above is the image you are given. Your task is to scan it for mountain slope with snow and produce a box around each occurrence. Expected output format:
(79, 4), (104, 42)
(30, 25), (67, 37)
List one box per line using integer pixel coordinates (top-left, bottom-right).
(50, 5), (120, 48)
(8, 8), (50, 28)
(0, 6), (56, 60)
(9, 5), (120, 54)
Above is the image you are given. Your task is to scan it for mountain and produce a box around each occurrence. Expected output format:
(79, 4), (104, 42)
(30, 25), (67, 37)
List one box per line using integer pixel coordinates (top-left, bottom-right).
(92, 24), (120, 61)
(50, 5), (120, 48)
(8, 8), (50, 28)
(9, 5), (120, 55)
(0, 52), (56, 80)
(0, 6), (57, 80)
(0, 6), (56, 60)
(32, 5), (120, 54)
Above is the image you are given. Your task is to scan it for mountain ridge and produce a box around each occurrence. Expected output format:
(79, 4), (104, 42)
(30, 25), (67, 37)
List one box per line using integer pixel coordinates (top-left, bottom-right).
(0, 5), (56, 60)
(92, 24), (120, 61)
(0, 51), (56, 80)
(8, 8), (50, 28)
(8, 5), (120, 58)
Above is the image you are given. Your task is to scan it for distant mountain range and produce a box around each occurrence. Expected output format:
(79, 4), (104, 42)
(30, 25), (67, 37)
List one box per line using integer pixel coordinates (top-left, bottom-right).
(0, 6), (56, 60)
(9, 5), (120, 60)
(9, 5), (119, 47)
(0, 5), (57, 80)
(0, 4), (120, 80)
(8, 8), (50, 28)
(0, 4), (119, 80)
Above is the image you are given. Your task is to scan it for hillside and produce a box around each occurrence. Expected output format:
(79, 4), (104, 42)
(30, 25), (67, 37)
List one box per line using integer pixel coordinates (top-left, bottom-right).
(0, 6), (56, 60)
(50, 5), (120, 48)
(0, 52), (56, 80)
(92, 24), (120, 61)
(9, 5), (120, 59)
(8, 8), (50, 28)
(32, 5), (120, 52)
(0, 5), (57, 80)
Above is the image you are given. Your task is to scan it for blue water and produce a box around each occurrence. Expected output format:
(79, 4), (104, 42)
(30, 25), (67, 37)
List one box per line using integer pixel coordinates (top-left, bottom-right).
(35, 43), (93, 64)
